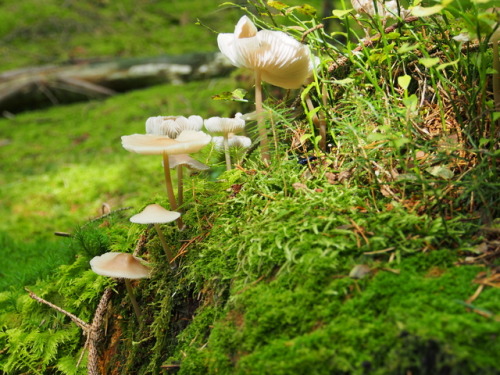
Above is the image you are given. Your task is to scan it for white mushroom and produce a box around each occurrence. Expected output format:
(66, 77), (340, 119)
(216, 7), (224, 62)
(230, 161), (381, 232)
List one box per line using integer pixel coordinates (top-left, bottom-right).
(90, 252), (151, 320)
(130, 204), (180, 264)
(205, 114), (246, 170)
(145, 115), (203, 138)
(122, 130), (211, 228)
(218, 16), (313, 162)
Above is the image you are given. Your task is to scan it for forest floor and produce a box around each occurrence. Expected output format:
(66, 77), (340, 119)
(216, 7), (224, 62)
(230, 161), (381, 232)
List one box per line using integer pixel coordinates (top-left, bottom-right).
(0, 0), (499, 374)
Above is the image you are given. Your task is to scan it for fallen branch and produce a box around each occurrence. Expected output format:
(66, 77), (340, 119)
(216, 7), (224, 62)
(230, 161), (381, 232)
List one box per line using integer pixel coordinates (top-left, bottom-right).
(27, 288), (113, 375)
(1, 52), (234, 114)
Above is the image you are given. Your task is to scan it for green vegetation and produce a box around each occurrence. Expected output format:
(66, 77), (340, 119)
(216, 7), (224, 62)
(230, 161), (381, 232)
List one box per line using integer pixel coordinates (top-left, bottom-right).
(0, 0), (499, 374)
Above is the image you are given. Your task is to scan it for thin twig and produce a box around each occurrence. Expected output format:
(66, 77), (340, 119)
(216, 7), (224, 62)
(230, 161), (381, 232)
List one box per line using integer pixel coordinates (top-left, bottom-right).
(328, 16), (419, 73)
(26, 288), (89, 330)
(82, 206), (133, 227)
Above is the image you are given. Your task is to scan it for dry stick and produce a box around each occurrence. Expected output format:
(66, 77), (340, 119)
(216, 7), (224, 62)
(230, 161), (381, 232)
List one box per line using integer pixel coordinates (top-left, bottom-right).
(86, 289), (112, 375)
(26, 288), (89, 330)
(328, 16), (419, 73)
(255, 70), (270, 163)
(26, 288), (113, 375)
(162, 152), (184, 229)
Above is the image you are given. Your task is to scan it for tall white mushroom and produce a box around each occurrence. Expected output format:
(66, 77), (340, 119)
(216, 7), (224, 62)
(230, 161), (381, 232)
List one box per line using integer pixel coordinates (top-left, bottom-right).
(90, 252), (151, 321)
(204, 114), (246, 170)
(145, 115), (208, 210)
(130, 204), (180, 264)
(121, 130), (211, 228)
(218, 16), (313, 162)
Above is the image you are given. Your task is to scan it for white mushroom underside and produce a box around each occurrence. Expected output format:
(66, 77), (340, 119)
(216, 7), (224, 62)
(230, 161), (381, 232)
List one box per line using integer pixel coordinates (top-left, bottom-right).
(218, 28), (312, 89)
(90, 252), (151, 279)
(121, 130), (211, 155)
(130, 204), (181, 224)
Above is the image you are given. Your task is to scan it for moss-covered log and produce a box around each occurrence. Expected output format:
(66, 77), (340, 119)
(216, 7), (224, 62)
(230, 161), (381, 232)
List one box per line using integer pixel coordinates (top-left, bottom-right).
(0, 52), (233, 113)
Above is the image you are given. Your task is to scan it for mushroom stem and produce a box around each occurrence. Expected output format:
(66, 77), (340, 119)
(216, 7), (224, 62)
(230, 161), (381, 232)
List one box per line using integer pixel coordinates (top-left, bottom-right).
(153, 223), (175, 264)
(124, 279), (142, 322)
(177, 165), (184, 209)
(223, 135), (232, 170)
(255, 70), (270, 163)
(162, 153), (184, 229)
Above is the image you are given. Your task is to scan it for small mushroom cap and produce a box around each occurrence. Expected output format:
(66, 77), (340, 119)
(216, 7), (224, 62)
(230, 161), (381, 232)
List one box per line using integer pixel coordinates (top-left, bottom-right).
(121, 130), (211, 155)
(204, 114), (245, 135)
(130, 204), (181, 224)
(146, 115), (203, 138)
(90, 252), (151, 279)
(217, 16), (313, 89)
(168, 154), (210, 170)
(212, 135), (252, 150)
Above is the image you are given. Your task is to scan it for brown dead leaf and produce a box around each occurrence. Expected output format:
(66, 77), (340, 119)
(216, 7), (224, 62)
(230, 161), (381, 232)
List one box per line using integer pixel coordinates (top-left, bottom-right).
(292, 182), (309, 191)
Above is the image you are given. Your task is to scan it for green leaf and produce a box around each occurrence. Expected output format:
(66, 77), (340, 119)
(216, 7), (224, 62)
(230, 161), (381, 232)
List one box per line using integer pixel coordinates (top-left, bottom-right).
(403, 94), (418, 111)
(393, 136), (410, 148)
(331, 9), (353, 18)
(493, 112), (500, 122)
(411, 5), (444, 17)
(398, 42), (419, 54)
(300, 133), (313, 143)
(437, 59), (459, 71)
(398, 75), (412, 91)
(419, 57), (440, 68)
(386, 32), (401, 40)
(332, 78), (355, 85)
(267, 0), (289, 10)
(426, 165), (454, 180)
(211, 88), (248, 102)
(290, 4), (317, 16)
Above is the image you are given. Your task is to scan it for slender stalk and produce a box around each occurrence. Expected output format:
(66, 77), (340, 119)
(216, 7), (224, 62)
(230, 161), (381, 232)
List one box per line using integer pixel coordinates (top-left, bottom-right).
(124, 279), (142, 322)
(177, 165), (184, 209)
(153, 223), (175, 264)
(255, 70), (270, 163)
(162, 152), (184, 229)
(224, 135), (232, 170)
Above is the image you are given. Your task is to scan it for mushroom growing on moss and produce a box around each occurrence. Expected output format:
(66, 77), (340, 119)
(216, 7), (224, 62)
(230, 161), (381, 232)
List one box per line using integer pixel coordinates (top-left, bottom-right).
(146, 115), (203, 138)
(217, 15), (313, 162)
(121, 130), (211, 228)
(166, 155), (209, 208)
(130, 204), (180, 265)
(90, 252), (151, 321)
(204, 114), (246, 170)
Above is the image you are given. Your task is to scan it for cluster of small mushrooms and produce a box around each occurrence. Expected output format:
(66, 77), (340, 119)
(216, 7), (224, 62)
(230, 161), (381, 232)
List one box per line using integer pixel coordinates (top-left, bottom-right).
(89, 15), (315, 322)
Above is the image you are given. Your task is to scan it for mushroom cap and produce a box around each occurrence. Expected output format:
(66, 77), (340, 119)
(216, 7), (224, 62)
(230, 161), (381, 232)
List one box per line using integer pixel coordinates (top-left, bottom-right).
(217, 16), (313, 89)
(130, 204), (181, 224)
(90, 252), (151, 279)
(121, 130), (211, 155)
(168, 154), (210, 170)
(146, 115), (203, 138)
(212, 135), (252, 150)
(204, 114), (245, 135)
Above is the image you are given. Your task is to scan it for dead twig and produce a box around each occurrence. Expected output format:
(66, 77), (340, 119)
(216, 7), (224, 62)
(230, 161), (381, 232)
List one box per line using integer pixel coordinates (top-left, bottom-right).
(27, 288), (113, 375)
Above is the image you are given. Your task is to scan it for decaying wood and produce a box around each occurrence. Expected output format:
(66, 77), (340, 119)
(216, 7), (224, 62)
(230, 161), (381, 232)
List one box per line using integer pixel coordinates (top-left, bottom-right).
(1, 52), (234, 113)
